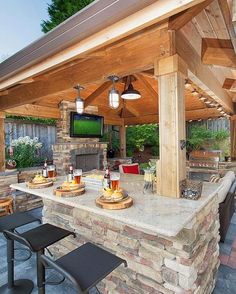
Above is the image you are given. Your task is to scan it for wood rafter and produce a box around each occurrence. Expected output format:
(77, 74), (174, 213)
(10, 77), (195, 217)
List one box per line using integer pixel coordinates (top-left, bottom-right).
(218, 0), (236, 52)
(84, 81), (112, 108)
(201, 38), (236, 68)
(124, 108), (221, 125)
(222, 78), (236, 94)
(124, 103), (140, 117)
(0, 0), (209, 91)
(134, 73), (158, 100)
(168, 0), (214, 30)
(175, 30), (234, 113)
(0, 26), (171, 111)
(5, 104), (60, 119)
(0, 90), (8, 96)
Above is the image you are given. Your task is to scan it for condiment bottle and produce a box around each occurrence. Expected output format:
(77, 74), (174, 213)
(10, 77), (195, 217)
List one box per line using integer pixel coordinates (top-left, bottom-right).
(42, 161), (48, 178)
(68, 165), (74, 182)
(103, 166), (110, 189)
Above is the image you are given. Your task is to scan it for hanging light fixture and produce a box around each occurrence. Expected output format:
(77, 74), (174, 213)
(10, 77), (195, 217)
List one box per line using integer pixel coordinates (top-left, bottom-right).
(121, 76), (141, 100)
(107, 75), (120, 109)
(74, 85), (85, 114)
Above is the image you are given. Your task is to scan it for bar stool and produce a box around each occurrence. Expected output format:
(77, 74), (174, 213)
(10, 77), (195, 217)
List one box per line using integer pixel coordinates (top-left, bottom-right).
(3, 223), (75, 294)
(0, 197), (13, 216)
(0, 211), (41, 294)
(41, 242), (127, 293)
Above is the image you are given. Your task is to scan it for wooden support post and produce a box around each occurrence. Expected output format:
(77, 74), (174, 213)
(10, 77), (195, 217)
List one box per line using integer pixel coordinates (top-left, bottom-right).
(230, 116), (236, 161)
(155, 54), (187, 198)
(119, 123), (126, 158)
(0, 112), (5, 171)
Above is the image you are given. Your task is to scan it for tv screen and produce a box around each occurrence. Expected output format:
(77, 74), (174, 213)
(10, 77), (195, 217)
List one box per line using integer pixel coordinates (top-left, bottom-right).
(70, 112), (104, 138)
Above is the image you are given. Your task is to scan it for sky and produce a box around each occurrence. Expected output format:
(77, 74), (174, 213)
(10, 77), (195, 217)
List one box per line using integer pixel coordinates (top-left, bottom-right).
(0, 0), (51, 61)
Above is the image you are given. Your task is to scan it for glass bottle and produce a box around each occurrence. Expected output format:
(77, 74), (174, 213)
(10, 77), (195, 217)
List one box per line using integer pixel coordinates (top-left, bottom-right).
(103, 166), (111, 189)
(42, 161), (48, 178)
(68, 165), (74, 182)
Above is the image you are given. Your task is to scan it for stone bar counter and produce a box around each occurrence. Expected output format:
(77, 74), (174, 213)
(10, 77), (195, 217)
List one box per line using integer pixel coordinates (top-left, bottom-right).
(11, 174), (221, 294)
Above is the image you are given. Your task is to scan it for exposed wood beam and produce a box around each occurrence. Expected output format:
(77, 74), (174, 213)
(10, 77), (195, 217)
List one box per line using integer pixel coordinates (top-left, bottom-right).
(0, 90), (8, 96)
(104, 116), (123, 126)
(233, 0), (236, 25)
(0, 0), (208, 91)
(223, 78), (235, 90)
(134, 73), (158, 100)
(0, 26), (172, 110)
(124, 103), (140, 117)
(168, 0), (213, 30)
(124, 108), (222, 125)
(19, 78), (35, 84)
(175, 30), (234, 113)
(5, 104), (60, 119)
(218, 0), (236, 52)
(202, 38), (236, 68)
(84, 81), (112, 108)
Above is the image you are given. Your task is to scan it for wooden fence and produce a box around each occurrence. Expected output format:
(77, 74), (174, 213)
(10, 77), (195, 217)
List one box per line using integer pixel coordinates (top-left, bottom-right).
(5, 119), (56, 160)
(186, 118), (230, 136)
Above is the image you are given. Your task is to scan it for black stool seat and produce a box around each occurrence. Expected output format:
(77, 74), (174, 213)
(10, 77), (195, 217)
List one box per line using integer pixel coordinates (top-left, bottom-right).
(0, 212), (40, 294)
(41, 242), (127, 292)
(0, 211), (40, 232)
(7, 223), (74, 252)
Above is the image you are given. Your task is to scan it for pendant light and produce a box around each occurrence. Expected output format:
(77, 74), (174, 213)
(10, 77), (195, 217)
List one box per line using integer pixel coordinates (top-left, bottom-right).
(121, 76), (141, 100)
(108, 75), (120, 109)
(74, 85), (84, 114)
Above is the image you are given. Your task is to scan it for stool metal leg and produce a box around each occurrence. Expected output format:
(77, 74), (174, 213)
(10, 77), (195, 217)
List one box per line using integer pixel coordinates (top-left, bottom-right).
(0, 239), (34, 294)
(37, 249), (45, 294)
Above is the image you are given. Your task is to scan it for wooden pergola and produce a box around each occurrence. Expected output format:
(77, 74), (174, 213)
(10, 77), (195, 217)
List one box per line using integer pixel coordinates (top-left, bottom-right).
(0, 0), (236, 198)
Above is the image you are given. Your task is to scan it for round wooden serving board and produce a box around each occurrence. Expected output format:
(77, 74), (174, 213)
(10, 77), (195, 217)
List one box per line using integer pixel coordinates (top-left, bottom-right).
(27, 181), (53, 189)
(53, 187), (85, 197)
(95, 196), (133, 210)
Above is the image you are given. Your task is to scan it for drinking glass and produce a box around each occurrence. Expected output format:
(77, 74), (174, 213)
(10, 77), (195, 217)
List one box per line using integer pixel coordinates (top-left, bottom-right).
(111, 173), (120, 191)
(48, 165), (56, 178)
(143, 169), (154, 194)
(73, 169), (82, 184)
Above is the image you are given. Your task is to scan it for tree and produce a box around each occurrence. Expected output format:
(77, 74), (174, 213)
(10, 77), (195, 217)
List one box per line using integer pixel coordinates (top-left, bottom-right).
(41, 0), (94, 33)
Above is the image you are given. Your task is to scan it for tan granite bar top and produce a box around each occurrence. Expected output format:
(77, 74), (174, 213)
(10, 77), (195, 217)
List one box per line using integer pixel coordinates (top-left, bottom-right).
(10, 175), (221, 237)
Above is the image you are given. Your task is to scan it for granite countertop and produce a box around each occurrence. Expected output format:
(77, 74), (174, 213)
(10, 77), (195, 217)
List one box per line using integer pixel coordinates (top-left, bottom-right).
(10, 175), (221, 237)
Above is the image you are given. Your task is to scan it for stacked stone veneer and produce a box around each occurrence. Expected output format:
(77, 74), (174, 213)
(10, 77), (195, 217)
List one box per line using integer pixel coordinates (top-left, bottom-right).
(43, 195), (220, 294)
(0, 168), (43, 213)
(53, 101), (107, 175)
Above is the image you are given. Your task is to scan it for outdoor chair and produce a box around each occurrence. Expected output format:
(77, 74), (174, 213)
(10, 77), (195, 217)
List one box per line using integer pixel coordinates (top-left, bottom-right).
(119, 163), (140, 174)
(40, 242), (127, 293)
(0, 197), (13, 216)
(3, 223), (75, 294)
(0, 211), (41, 294)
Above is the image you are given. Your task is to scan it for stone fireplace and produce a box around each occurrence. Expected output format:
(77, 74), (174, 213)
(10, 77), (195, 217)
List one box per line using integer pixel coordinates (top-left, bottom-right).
(53, 101), (107, 175)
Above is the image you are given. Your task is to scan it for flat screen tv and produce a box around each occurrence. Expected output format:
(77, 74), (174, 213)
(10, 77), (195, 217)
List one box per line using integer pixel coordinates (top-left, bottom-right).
(70, 112), (104, 138)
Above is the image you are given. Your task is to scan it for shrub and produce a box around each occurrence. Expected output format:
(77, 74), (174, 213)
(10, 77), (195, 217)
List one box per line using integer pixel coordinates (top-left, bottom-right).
(8, 136), (43, 168)
(126, 124), (159, 156)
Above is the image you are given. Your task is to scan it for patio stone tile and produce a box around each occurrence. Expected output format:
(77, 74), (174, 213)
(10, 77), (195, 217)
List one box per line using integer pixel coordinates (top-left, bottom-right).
(220, 241), (232, 255)
(219, 254), (229, 265)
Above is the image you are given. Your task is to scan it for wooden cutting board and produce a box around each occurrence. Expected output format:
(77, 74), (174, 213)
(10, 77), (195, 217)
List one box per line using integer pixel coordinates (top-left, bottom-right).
(27, 180), (53, 189)
(53, 187), (85, 197)
(95, 196), (133, 210)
